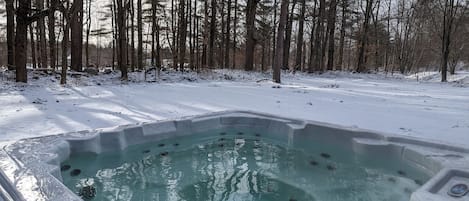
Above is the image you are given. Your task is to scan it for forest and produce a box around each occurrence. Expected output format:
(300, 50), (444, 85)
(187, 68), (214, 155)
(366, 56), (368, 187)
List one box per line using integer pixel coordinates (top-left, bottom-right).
(1, 0), (468, 83)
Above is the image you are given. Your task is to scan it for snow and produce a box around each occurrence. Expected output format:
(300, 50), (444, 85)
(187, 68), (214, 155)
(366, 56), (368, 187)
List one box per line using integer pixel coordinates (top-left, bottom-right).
(0, 68), (468, 147)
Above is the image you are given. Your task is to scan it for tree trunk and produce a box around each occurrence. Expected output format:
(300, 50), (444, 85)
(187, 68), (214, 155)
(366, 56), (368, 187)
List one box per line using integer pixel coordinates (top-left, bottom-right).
(37, 0), (48, 68)
(308, 0), (317, 73)
(15, 0), (31, 82)
(232, 0), (238, 69)
(137, 0), (143, 70)
(273, 0), (289, 83)
(202, 0), (208, 68)
(225, 0), (232, 69)
(150, 0), (155, 67)
(6, 0), (15, 70)
(49, 0), (57, 70)
(130, 0), (135, 71)
(61, 16), (70, 85)
(30, 25), (37, 69)
(117, 0), (128, 80)
(326, 0), (337, 71)
(313, 0), (325, 72)
(337, 0), (347, 71)
(283, 0), (297, 70)
(295, 0), (306, 71)
(208, 0), (217, 68)
(244, 0), (258, 71)
(440, 0), (457, 82)
(85, 0), (91, 68)
(189, 0), (195, 70)
(71, 0), (83, 72)
(111, 0), (116, 70)
(356, 0), (373, 73)
(178, 0), (187, 71)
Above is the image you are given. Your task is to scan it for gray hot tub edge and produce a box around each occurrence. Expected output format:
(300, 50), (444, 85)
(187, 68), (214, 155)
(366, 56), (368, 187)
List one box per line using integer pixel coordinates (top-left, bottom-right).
(0, 110), (468, 201)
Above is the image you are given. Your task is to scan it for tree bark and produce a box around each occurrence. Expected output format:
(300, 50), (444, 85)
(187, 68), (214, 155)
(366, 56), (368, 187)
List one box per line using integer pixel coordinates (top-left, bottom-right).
(137, 0), (143, 70)
(15, 3), (28, 82)
(283, 0), (297, 70)
(117, 0), (128, 79)
(326, 0), (338, 71)
(70, 0), (83, 72)
(61, 15), (70, 85)
(208, 0), (217, 68)
(30, 25), (37, 69)
(337, 0), (347, 71)
(6, 0), (15, 70)
(37, 0), (48, 68)
(85, 0), (91, 68)
(356, 0), (373, 73)
(308, 0), (317, 73)
(232, 0), (238, 69)
(273, 0), (289, 83)
(313, 0), (326, 72)
(130, 0), (135, 71)
(244, 0), (259, 71)
(225, 0), (232, 69)
(49, 0), (57, 70)
(178, 0), (187, 71)
(295, 0), (306, 71)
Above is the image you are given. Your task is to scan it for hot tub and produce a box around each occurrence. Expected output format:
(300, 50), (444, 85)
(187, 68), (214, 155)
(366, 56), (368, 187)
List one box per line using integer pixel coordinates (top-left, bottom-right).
(0, 111), (468, 201)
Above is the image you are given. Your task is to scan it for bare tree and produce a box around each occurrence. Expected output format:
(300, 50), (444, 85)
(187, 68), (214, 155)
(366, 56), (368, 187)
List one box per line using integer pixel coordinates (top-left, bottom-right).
(439, 0), (466, 81)
(356, 0), (373, 73)
(295, 0), (306, 71)
(245, 0), (259, 71)
(283, 0), (298, 70)
(14, 0), (49, 82)
(49, 0), (58, 70)
(178, 0), (187, 71)
(116, 0), (128, 79)
(337, 0), (348, 71)
(208, 0), (217, 68)
(70, 0), (83, 72)
(273, 0), (289, 83)
(6, 0), (15, 70)
(326, 0), (338, 71)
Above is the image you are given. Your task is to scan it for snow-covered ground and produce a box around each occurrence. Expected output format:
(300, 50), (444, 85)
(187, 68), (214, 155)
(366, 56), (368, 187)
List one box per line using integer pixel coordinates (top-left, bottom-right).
(0, 69), (468, 147)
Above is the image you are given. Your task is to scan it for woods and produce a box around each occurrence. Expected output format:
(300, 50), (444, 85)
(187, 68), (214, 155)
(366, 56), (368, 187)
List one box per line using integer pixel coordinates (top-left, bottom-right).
(1, 0), (469, 83)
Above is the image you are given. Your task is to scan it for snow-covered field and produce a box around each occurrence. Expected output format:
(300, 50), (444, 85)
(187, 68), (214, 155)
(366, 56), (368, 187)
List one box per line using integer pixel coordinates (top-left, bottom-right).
(0, 69), (468, 147)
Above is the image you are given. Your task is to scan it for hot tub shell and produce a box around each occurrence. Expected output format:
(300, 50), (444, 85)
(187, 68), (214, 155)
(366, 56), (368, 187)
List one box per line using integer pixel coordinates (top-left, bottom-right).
(0, 111), (468, 201)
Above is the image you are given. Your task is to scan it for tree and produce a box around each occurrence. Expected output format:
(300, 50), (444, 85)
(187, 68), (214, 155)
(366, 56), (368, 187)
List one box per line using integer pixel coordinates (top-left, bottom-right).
(224, 0), (232, 69)
(6, 0), (15, 70)
(283, 0), (298, 70)
(36, 0), (47, 69)
(208, 0), (217, 68)
(70, 0), (83, 72)
(49, 0), (58, 70)
(116, 0), (128, 79)
(313, 0), (326, 72)
(295, 0), (306, 71)
(178, 0), (187, 71)
(326, 0), (338, 71)
(85, 0), (92, 68)
(14, 0), (49, 82)
(245, 0), (259, 71)
(137, 0), (143, 70)
(308, 0), (318, 73)
(273, 0), (289, 83)
(356, 0), (373, 73)
(337, 0), (348, 71)
(439, 0), (466, 82)
(58, 0), (80, 84)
